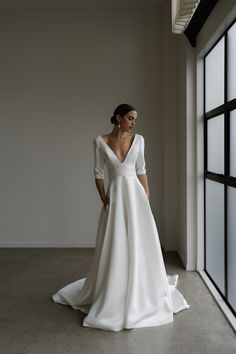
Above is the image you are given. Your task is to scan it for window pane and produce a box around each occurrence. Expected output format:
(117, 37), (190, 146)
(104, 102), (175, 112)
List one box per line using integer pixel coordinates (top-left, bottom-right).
(207, 115), (224, 174)
(205, 179), (225, 294)
(230, 110), (236, 177)
(205, 37), (224, 112)
(228, 186), (236, 312)
(228, 22), (236, 101)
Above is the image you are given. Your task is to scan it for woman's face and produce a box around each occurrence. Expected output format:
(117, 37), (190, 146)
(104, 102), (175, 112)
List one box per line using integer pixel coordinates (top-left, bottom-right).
(117, 110), (137, 133)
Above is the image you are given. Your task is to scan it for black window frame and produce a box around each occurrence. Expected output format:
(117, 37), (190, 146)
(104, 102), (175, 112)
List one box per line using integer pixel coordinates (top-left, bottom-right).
(204, 18), (236, 317)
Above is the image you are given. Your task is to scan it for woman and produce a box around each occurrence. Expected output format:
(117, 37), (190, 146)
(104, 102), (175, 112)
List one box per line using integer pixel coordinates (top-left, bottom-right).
(52, 103), (190, 331)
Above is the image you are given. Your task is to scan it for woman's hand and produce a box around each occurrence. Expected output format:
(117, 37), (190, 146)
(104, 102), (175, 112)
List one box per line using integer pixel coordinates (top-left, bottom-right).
(137, 174), (150, 200)
(102, 195), (110, 209)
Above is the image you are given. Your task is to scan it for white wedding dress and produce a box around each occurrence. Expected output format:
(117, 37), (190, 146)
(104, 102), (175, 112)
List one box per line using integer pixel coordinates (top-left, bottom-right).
(52, 133), (190, 331)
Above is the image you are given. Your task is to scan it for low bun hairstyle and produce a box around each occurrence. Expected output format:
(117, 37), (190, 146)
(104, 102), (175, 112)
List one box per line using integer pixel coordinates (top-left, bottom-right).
(110, 115), (117, 124)
(110, 103), (136, 125)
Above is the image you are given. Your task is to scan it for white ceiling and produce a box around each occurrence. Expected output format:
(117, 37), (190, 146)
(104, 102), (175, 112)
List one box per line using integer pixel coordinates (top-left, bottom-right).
(0, 0), (165, 10)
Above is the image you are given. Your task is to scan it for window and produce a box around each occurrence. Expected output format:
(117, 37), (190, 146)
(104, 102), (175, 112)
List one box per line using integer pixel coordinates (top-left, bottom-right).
(204, 20), (236, 317)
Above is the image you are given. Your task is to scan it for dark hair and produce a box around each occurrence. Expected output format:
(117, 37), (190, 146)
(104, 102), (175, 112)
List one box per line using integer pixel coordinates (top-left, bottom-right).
(110, 103), (136, 125)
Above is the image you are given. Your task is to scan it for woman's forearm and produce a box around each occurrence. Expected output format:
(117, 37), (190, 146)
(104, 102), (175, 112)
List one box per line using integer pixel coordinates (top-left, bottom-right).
(137, 173), (149, 198)
(95, 178), (106, 202)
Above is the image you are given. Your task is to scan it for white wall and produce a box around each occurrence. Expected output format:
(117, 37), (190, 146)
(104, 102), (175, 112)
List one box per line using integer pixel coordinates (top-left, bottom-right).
(0, 7), (167, 247)
(160, 0), (179, 251)
(176, 35), (188, 267)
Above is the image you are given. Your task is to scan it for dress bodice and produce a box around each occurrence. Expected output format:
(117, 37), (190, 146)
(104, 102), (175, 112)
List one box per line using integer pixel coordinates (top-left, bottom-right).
(93, 134), (146, 180)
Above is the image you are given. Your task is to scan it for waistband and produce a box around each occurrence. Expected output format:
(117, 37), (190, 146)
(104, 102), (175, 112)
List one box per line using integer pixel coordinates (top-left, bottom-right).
(108, 166), (137, 179)
(109, 173), (136, 178)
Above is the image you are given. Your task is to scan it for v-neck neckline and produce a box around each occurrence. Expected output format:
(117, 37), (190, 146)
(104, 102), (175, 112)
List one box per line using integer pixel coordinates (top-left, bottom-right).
(99, 134), (137, 164)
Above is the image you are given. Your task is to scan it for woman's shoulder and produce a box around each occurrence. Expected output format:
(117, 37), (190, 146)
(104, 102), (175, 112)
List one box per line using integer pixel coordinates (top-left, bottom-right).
(93, 135), (102, 148)
(135, 133), (144, 141)
(93, 133), (109, 141)
(93, 134), (102, 142)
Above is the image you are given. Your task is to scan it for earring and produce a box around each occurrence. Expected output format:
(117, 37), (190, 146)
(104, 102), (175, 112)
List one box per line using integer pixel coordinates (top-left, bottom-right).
(118, 124), (120, 128)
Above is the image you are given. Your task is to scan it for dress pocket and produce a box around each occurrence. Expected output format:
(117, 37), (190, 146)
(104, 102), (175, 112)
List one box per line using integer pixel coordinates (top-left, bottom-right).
(136, 177), (149, 201)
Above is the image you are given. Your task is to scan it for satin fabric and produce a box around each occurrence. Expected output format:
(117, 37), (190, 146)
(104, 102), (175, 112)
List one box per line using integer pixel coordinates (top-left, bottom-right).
(52, 134), (190, 331)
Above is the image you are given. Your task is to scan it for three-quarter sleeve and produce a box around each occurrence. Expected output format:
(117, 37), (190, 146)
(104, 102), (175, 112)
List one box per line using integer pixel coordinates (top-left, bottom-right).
(93, 137), (105, 179)
(135, 135), (147, 175)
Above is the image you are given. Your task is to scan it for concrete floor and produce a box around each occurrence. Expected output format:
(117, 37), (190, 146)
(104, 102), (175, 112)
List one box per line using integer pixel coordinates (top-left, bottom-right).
(0, 248), (235, 354)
